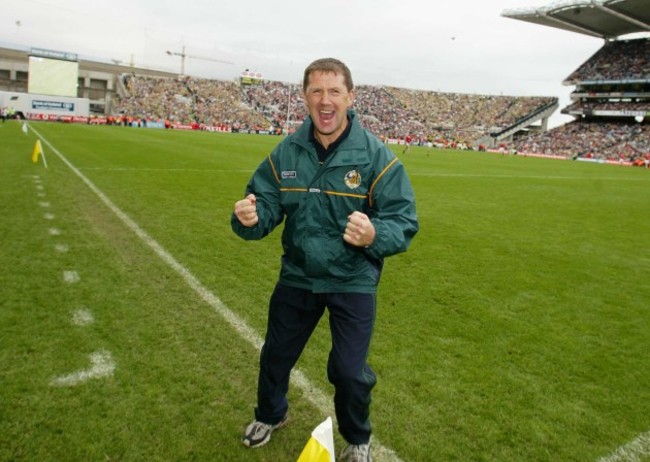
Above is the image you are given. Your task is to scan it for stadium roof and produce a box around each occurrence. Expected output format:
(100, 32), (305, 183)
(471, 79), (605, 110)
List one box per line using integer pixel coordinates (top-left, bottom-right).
(501, 0), (650, 39)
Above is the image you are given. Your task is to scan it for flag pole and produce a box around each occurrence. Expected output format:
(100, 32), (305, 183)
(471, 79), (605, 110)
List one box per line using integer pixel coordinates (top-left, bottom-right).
(31, 139), (48, 169)
(40, 141), (48, 168)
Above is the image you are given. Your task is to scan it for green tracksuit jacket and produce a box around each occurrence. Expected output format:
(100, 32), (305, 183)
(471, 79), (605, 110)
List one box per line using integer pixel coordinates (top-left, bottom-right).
(231, 111), (418, 293)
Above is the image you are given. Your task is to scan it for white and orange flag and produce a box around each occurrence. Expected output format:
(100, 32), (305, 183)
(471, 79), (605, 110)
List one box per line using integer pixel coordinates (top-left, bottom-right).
(296, 417), (335, 462)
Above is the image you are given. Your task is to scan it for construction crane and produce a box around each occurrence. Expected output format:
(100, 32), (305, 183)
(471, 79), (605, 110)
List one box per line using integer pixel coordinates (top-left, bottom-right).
(165, 46), (234, 75)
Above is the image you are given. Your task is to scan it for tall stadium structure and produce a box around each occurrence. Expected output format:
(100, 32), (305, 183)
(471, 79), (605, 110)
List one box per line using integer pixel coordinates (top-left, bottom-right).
(502, 0), (650, 163)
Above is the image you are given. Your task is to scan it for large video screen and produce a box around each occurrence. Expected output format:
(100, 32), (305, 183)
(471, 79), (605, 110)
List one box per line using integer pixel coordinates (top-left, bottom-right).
(28, 56), (78, 97)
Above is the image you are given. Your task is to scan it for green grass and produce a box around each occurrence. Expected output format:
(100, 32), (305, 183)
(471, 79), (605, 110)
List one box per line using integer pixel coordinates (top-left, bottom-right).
(1, 120), (649, 461)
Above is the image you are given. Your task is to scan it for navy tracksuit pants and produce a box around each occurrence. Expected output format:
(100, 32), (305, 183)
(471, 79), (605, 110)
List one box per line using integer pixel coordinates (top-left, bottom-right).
(255, 283), (377, 445)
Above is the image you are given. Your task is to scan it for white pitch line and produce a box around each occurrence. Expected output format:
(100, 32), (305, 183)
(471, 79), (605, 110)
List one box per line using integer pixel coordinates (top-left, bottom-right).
(63, 270), (80, 284)
(31, 126), (405, 462)
(411, 172), (648, 182)
(72, 308), (95, 326)
(48, 228), (61, 236)
(50, 350), (115, 387)
(75, 167), (646, 183)
(597, 431), (650, 462)
(55, 243), (69, 253)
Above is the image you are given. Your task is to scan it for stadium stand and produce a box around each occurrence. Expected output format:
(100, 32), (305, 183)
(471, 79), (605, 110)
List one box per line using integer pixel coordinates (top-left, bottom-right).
(508, 36), (649, 163)
(111, 75), (555, 146)
(0, 45), (557, 145)
(564, 38), (649, 82)
(503, 0), (650, 164)
(117, 74), (269, 131)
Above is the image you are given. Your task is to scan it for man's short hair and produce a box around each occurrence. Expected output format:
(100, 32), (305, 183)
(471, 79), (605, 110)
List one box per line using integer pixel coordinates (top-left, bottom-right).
(303, 58), (354, 92)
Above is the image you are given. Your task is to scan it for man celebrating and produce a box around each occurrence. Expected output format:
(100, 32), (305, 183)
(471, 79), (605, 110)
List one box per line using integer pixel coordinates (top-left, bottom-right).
(232, 58), (418, 462)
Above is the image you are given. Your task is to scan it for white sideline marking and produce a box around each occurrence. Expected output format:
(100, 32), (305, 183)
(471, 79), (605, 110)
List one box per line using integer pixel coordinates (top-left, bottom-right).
(72, 309), (94, 326)
(31, 127), (405, 462)
(412, 172), (647, 182)
(36, 184), (44, 191)
(50, 350), (115, 387)
(48, 228), (61, 236)
(597, 431), (650, 462)
(77, 167), (645, 183)
(63, 270), (80, 283)
(37, 192), (46, 198)
(55, 243), (69, 253)
(76, 167), (646, 183)
(39, 201), (51, 208)
(43, 212), (55, 220)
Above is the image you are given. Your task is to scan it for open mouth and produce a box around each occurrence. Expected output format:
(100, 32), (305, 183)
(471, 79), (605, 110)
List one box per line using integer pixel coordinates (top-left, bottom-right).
(319, 110), (335, 124)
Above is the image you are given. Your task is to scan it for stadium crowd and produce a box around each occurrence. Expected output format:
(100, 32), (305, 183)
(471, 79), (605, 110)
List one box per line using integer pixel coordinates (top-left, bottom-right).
(114, 74), (554, 146)
(510, 37), (650, 163)
(565, 38), (650, 83)
(116, 75), (269, 130)
(111, 36), (649, 164)
(563, 100), (650, 114)
(511, 120), (650, 163)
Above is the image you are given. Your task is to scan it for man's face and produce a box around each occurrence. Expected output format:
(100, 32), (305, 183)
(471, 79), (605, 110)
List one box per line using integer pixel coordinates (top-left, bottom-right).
(303, 71), (354, 147)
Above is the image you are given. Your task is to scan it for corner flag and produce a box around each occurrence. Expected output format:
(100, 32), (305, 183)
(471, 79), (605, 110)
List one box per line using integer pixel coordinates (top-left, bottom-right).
(31, 139), (48, 168)
(31, 139), (43, 162)
(296, 417), (335, 462)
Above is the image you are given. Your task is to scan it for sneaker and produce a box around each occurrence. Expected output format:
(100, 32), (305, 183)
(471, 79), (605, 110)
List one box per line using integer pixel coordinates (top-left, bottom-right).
(339, 443), (372, 462)
(241, 414), (288, 448)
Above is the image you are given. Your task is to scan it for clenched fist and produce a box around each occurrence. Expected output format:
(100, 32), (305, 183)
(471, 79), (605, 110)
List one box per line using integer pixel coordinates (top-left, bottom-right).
(343, 211), (375, 248)
(234, 193), (258, 227)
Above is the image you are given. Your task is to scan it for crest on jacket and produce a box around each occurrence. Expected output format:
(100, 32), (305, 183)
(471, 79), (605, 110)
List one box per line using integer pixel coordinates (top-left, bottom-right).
(344, 170), (361, 189)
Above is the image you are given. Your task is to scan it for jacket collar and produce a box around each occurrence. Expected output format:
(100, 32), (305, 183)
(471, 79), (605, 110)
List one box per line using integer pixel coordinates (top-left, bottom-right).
(292, 110), (366, 153)
(292, 111), (370, 167)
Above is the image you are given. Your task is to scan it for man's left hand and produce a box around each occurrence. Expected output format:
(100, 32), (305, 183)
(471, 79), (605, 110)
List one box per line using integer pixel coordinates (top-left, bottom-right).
(343, 211), (376, 248)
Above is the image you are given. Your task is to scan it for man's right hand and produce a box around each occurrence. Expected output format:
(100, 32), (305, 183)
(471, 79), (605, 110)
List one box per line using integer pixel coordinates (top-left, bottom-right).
(234, 193), (258, 227)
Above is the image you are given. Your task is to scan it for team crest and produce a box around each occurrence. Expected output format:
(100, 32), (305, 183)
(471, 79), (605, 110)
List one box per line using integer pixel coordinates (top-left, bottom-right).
(344, 170), (362, 189)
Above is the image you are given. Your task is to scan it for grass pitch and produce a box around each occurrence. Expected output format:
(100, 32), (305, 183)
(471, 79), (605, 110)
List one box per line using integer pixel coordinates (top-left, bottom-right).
(1, 120), (649, 461)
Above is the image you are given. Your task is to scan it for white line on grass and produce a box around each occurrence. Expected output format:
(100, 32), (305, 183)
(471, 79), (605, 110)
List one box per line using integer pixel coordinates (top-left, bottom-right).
(597, 431), (650, 462)
(63, 270), (80, 284)
(411, 172), (647, 181)
(50, 350), (115, 387)
(72, 308), (94, 326)
(77, 167), (646, 183)
(30, 127), (404, 462)
(55, 243), (69, 253)
(43, 212), (55, 220)
(48, 228), (61, 236)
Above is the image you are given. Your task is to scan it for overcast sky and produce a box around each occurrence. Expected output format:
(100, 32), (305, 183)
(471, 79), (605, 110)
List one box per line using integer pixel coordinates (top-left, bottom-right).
(1, 0), (608, 127)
